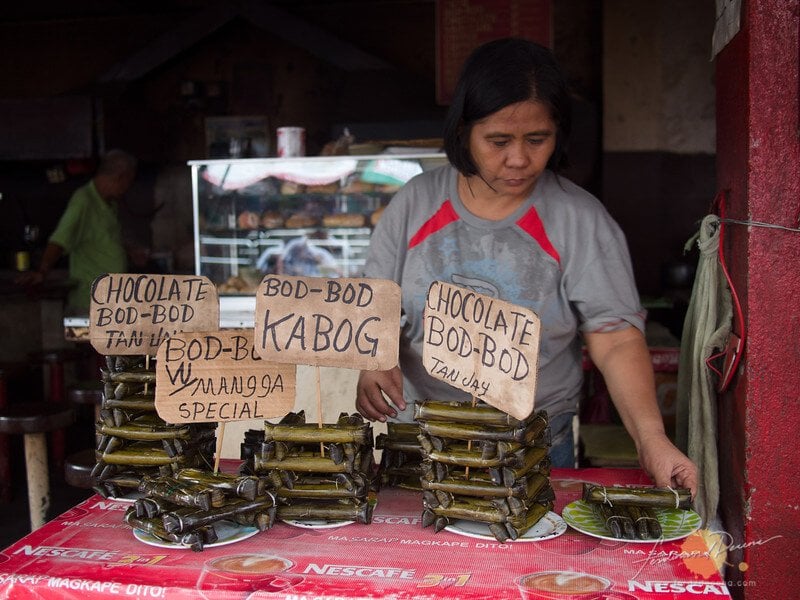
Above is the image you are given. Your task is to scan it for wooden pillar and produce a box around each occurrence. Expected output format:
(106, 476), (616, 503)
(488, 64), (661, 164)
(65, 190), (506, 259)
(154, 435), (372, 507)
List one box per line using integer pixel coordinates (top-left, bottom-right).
(23, 432), (50, 530)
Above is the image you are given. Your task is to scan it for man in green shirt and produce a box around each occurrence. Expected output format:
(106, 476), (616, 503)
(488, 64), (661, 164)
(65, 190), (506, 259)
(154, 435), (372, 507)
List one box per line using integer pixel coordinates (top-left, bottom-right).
(22, 149), (137, 314)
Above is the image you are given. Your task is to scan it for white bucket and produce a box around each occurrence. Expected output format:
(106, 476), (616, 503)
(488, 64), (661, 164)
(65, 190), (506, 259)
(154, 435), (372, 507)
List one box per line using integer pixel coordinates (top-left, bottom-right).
(277, 127), (306, 157)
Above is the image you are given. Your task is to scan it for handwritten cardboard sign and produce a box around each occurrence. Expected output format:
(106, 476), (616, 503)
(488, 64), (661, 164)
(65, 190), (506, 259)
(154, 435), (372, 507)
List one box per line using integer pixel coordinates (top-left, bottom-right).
(422, 281), (541, 420)
(89, 273), (219, 355)
(154, 329), (296, 424)
(254, 275), (401, 370)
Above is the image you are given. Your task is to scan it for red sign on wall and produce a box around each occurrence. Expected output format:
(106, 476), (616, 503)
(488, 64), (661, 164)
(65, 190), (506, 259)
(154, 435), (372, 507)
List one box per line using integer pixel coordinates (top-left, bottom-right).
(435, 0), (552, 105)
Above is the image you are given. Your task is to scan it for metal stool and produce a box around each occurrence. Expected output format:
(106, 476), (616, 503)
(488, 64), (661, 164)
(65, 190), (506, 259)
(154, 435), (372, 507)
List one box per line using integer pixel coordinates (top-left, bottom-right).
(64, 382), (104, 490)
(28, 348), (84, 471)
(64, 448), (97, 489)
(0, 362), (30, 503)
(0, 403), (75, 530)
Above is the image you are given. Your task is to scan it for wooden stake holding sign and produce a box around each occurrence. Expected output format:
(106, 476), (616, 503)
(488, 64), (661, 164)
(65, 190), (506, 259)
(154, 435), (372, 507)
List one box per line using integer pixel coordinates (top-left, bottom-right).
(418, 283), (557, 542)
(154, 329), (296, 471)
(87, 273), (222, 489)
(422, 281), (541, 421)
(253, 275), (401, 453)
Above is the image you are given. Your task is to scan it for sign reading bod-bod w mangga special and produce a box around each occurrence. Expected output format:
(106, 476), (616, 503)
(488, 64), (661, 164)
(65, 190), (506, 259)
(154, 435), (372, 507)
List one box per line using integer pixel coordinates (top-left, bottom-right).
(154, 329), (296, 424)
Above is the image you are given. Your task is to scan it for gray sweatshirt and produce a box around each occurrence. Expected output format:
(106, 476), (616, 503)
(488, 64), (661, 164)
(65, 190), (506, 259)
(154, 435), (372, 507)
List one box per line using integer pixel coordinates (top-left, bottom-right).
(363, 165), (644, 422)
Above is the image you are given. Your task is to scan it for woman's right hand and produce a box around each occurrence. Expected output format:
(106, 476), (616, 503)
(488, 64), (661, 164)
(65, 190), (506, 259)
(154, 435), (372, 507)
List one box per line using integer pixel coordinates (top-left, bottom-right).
(355, 367), (405, 422)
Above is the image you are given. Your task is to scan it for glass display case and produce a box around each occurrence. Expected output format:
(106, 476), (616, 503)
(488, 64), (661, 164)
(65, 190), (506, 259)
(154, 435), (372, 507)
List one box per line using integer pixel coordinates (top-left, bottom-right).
(191, 154), (447, 295)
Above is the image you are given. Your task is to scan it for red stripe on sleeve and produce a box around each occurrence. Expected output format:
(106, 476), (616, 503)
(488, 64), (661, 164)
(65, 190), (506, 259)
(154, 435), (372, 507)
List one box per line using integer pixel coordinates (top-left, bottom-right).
(516, 207), (561, 265)
(408, 199), (460, 249)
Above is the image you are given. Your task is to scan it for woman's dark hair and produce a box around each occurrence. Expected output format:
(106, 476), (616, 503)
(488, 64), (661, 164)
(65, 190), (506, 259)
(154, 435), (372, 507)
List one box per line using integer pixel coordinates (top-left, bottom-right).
(443, 38), (572, 175)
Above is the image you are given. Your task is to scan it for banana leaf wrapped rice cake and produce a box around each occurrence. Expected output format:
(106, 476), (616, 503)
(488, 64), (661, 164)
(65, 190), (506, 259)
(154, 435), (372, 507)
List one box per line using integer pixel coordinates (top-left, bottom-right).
(241, 411), (376, 525)
(416, 400), (554, 542)
(92, 355), (217, 499)
(124, 467), (277, 551)
(376, 422), (425, 490)
(581, 483), (693, 540)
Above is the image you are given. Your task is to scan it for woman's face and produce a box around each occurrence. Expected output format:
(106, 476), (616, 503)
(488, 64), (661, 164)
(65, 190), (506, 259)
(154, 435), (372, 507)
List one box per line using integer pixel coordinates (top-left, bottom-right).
(467, 100), (557, 203)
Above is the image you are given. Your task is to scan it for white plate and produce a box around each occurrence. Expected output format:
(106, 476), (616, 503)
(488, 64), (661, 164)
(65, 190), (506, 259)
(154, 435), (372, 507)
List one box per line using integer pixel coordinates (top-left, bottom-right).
(561, 500), (702, 543)
(281, 498), (376, 530)
(445, 511), (567, 542)
(282, 518), (354, 530)
(107, 490), (144, 503)
(133, 520), (259, 549)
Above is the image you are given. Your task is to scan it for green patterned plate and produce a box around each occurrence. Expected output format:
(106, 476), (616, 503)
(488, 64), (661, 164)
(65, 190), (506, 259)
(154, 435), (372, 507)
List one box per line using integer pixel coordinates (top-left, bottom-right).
(562, 500), (702, 543)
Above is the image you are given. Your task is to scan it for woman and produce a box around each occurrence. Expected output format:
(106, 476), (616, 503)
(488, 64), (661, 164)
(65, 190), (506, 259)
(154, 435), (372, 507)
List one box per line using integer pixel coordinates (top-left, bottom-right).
(356, 38), (697, 494)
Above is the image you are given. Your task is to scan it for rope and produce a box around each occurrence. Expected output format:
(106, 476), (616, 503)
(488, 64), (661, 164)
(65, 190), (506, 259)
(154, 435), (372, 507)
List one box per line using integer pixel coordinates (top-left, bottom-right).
(635, 515), (660, 524)
(667, 486), (680, 509)
(719, 217), (800, 233)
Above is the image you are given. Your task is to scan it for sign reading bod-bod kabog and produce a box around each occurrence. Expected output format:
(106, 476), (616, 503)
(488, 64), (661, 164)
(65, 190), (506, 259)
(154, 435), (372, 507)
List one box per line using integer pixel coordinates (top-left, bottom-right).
(253, 274), (401, 371)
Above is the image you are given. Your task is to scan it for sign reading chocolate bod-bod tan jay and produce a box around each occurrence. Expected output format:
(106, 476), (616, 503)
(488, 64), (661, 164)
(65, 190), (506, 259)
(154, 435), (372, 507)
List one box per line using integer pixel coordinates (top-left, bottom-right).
(89, 273), (219, 354)
(417, 281), (554, 543)
(422, 280), (541, 421)
(87, 274), (292, 549)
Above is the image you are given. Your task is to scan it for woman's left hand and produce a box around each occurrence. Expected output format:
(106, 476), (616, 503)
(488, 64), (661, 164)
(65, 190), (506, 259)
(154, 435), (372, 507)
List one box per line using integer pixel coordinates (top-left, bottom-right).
(584, 327), (698, 497)
(637, 433), (698, 497)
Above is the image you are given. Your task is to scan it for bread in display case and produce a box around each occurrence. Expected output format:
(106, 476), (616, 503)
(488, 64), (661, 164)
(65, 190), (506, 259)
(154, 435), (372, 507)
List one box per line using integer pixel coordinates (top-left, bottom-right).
(190, 154), (447, 295)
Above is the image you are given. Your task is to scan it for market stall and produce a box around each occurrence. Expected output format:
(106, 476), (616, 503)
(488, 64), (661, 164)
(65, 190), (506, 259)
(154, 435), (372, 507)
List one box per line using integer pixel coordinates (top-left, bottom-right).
(33, 265), (727, 600)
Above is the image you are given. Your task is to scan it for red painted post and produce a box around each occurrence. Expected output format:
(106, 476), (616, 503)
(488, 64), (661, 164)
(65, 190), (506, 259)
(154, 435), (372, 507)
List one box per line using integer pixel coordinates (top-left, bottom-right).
(715, 1), (800, 596)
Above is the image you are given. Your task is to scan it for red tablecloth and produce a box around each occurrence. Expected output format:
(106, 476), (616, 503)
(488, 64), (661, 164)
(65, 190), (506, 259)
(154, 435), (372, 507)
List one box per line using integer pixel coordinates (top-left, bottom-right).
(0, 467), (729, 599)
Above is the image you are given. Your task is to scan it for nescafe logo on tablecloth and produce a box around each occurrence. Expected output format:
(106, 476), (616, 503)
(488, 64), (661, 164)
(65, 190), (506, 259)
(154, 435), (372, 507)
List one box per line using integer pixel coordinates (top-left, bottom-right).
(304, 563), (416, 579)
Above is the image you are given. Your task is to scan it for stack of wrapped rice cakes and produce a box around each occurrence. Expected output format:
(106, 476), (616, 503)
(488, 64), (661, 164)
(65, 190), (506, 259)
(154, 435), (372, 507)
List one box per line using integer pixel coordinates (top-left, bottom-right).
(414, 400), (555, 542)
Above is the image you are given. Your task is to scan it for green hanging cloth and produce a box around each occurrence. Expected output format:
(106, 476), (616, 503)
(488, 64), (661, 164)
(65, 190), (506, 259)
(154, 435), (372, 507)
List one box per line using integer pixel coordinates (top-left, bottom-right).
(675, 214), (732, 525)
